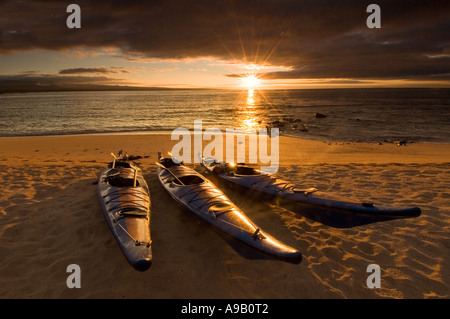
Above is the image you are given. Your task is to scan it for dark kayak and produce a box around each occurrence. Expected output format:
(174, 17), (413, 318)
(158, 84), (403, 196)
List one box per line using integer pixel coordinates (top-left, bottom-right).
(202, 159), (421, 216)
(156, 153), (301, 263)
(98, 153), (152, 271)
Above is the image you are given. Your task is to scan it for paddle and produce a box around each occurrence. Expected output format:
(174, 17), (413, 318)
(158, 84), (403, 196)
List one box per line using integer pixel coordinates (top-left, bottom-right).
(155, 161), (185, 186)
(156, 152), (186, 186)
(110, 152), (117, 168)
(133, 168), (138, 187)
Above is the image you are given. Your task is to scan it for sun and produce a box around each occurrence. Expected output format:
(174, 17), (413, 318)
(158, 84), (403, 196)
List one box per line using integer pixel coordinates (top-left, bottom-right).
(240, 73), (261, 89)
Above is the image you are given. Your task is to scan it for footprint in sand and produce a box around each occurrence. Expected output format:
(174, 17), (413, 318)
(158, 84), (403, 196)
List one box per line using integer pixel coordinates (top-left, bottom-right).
(375, 288), (403, 299)
(385, 267), (411, 280)
(104, 238), (115, 247)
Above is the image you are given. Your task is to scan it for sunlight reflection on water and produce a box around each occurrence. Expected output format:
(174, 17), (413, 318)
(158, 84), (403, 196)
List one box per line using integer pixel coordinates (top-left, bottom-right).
(1, 89), (449, 143)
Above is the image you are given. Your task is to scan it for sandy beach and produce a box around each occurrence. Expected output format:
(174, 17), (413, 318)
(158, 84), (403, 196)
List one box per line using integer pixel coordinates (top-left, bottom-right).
(0, 133), (449, 299)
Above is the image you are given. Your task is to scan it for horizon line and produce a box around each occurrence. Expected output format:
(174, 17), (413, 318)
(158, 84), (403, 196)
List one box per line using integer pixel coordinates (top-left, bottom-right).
(2, 84), (450, 94)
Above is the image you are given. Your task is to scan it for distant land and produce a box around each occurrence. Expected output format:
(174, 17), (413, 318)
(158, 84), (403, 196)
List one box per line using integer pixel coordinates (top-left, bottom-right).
(2, 85), (450, 94)
(0, 83), (214, 94)
(1, 77), (449, 94)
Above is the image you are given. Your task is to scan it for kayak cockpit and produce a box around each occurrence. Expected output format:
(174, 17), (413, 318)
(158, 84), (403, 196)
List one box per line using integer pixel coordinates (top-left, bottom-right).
(172, 175), (205, 186)
(233, 165), (261, 176)
(108, 160), (133, 169)
(159, 157), (182, 169)
(212, 163), (262, 176)
(105, 174), (140, 187)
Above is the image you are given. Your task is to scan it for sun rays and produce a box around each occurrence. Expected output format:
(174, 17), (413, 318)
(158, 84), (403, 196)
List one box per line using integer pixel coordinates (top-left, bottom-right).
(240, 73), (261, 89)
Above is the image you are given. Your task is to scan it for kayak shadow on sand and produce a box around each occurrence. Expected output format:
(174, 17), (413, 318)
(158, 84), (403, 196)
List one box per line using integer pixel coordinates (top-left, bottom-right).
(278, 199), (421, 229)
(205, 176), (421, 229)
(159, 196), (303, 265)
(205, 224), (302, 265)
(154, 193), (303, 265)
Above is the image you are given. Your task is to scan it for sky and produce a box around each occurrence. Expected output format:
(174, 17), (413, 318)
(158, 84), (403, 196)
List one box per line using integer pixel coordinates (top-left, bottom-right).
(1, 0), (450, 92)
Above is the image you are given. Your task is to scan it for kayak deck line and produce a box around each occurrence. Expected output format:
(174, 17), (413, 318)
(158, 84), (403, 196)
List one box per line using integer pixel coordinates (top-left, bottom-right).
(104, 193), (150, 207)
(247, 174), (318, 195)
(158, 165), (229, 208)
(110, 209), (150, 221)
(180, 186), (226, 209)
(159, 168), (233, 217)
(107, 209), (151, 247)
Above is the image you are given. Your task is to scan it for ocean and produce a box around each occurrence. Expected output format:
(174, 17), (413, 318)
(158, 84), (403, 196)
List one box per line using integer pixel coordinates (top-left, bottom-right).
(0, 88), (449, 143)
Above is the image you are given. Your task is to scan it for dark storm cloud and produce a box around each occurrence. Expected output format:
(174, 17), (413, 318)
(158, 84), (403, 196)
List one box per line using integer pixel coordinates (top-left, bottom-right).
(59, 67), (131, 74)
(1, 0), (450, 81)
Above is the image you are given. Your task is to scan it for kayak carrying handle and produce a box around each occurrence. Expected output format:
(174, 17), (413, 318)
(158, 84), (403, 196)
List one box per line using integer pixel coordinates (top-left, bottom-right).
(252, 228), (266, 240)
(292, 187), (318, 196)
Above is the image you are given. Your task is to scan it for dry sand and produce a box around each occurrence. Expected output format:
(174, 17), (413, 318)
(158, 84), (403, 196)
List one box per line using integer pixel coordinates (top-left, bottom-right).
(0, 133), (449, 299)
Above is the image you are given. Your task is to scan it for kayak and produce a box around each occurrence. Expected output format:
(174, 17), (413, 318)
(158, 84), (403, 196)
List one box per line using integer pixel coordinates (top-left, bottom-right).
(98, 152), (152, 271)
(156, 153), (301, 263)
(201, 159), (421, 216)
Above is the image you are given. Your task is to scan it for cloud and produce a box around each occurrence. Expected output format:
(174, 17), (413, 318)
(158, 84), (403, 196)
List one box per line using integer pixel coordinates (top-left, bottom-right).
(59, 67), (131, 74)
(1, 0), (450, 83)
(150, 67), (178, 72)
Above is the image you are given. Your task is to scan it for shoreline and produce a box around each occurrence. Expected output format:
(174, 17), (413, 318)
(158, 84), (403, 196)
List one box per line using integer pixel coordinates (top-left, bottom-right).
(1, 129), (450, 146)
(0, 130), (176, 139)
(0, 133), (449, 166)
